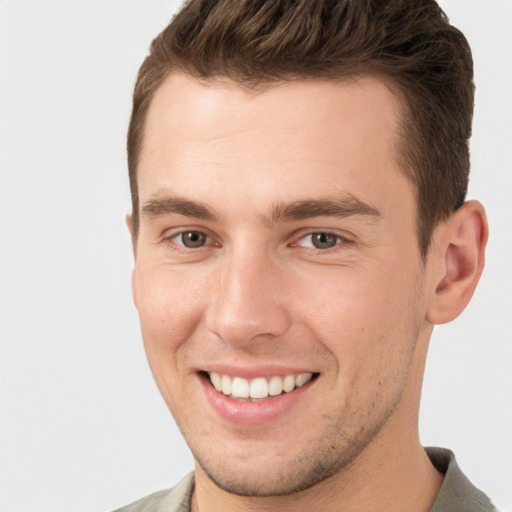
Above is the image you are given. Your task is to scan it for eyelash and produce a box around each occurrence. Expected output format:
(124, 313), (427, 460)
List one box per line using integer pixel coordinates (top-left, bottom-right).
(163, 228), (350, 253)
(291, 231), (347, 251)
(165, 230), (216, 250)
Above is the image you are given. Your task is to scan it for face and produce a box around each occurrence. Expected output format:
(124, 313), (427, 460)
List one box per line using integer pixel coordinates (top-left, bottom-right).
(131, 73), (434, 496)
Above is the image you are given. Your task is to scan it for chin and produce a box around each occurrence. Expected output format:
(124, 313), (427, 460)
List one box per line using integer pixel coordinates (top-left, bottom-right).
(191, 430), (370, 498)
(199, 460), (336, 497)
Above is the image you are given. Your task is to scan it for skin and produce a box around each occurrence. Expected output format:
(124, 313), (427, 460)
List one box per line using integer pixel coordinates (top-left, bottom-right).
(129, 73), (487, 512)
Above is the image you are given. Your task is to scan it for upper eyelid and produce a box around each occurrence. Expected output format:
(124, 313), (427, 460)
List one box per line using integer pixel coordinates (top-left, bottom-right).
(162, 226), (212, 239)
(294, 232), (346, 247)
(161, 228), (218, 249)
(292, 228), (352, 242)
(170, 230), (209, 241)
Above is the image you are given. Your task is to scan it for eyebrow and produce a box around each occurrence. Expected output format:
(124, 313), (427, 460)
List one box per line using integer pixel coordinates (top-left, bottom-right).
(268, 195), (382, 224)
(140, 192), (381, 224)
(141, 194), (218, 221)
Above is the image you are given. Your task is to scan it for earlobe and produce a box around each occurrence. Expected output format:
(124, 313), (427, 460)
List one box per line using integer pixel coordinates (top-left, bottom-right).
(427, 201), (488, 325)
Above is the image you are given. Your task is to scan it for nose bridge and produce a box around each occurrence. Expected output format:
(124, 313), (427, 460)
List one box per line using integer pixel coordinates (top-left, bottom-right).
(206, 243), (290, 346)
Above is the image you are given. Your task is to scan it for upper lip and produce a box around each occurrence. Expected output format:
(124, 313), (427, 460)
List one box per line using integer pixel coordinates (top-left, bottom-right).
(199, 364), (319, 379)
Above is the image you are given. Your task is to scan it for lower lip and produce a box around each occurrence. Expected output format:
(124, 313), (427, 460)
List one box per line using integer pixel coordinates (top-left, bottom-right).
(200, 375), (315, 425)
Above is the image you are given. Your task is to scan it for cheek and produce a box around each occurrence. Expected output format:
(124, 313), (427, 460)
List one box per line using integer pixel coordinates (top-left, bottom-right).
(133, 264), (213, 419)
(134, 264), (209, 366)
(294, 265), (422, 375)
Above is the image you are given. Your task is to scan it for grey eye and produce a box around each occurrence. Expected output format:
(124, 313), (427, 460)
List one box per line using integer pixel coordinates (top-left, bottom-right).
(311, 232), (339, 249)
(180, 231), (208, 248)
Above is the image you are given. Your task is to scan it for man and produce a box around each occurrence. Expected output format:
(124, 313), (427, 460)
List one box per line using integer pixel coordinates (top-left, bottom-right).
(117, 1), (494, 510)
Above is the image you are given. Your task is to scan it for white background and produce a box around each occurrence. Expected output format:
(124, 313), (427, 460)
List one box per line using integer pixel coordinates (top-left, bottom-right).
(1, 1), (511, 510)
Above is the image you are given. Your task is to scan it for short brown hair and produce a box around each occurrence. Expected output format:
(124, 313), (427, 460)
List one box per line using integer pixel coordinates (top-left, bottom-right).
(128, 0), (474, 257)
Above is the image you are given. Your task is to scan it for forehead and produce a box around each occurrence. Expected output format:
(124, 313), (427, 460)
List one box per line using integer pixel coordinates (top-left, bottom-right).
(138, 72), (412, 222)
(142, 73), (402, 156)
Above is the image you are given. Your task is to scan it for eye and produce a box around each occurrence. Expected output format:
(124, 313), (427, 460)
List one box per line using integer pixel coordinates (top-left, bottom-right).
(173, 230), (209, 248)
(298, 232), (343, 249)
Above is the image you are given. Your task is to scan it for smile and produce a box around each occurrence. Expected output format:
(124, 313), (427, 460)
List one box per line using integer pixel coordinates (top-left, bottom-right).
(207, 371), (315, 400)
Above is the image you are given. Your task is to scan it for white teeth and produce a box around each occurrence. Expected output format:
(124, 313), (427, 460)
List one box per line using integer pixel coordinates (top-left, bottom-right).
(283, 375), (295, 392)
(231, 377), (249, 398)
(221, 374), (232, 395)
(207, 372), (314, 400)
(250, 377), (268, 399)
(268, 376), (283, 396)
(210, 372), (222, 391)
(295, 372), (312, 387)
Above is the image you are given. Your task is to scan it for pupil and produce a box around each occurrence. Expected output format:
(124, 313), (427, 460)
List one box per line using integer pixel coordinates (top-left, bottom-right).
(313, 232), (337, 249)
(182, 231), (206, 247)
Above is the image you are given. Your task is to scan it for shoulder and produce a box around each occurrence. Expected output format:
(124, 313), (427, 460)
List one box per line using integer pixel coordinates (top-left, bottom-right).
(426, 447), (497, 512)
(112, 472), (195, 512)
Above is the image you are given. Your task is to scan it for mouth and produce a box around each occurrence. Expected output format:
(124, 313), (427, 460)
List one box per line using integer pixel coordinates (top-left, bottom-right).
(205, 371), (319, 401)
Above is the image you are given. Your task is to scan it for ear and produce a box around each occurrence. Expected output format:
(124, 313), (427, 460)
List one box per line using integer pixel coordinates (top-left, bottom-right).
(427, 200), (488, 325)
(125, 214), (139, 309)
(126, 214), (137, 257)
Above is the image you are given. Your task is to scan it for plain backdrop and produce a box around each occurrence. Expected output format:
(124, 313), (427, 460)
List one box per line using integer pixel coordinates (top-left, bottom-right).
(1, 1), (511, 510)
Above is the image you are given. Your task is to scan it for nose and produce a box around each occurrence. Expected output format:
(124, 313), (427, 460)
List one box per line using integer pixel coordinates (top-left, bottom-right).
(204, 248), (291, 347)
